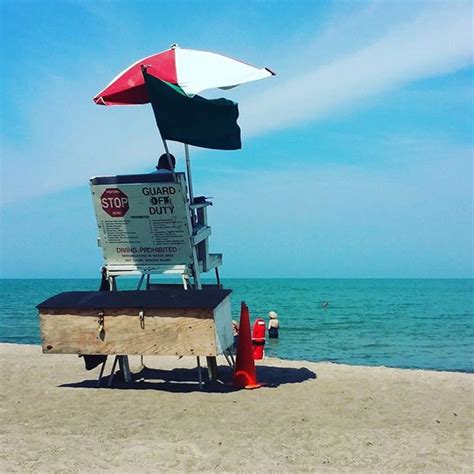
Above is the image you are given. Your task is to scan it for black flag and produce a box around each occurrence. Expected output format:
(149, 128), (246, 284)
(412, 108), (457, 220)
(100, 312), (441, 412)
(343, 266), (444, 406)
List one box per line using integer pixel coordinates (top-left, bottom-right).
(143, 69), (242, 150)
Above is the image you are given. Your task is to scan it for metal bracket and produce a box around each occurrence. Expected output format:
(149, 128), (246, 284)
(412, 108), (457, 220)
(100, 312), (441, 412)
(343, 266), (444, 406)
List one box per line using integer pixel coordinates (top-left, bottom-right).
(97, 311), (105, 340)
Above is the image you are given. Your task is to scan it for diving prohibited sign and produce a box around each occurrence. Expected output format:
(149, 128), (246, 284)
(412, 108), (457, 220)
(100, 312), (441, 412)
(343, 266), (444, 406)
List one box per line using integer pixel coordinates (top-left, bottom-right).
(90, 176), (192, 273)
(100, 188), (129, 217)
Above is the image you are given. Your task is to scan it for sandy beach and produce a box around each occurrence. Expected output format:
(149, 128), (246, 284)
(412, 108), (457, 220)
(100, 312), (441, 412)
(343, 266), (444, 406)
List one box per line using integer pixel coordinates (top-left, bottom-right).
(0, 343), (472, 472)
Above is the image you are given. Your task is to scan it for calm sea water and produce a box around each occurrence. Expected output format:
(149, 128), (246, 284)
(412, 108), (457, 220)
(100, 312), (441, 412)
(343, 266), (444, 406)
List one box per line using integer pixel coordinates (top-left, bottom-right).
(0, 278), (472, 372)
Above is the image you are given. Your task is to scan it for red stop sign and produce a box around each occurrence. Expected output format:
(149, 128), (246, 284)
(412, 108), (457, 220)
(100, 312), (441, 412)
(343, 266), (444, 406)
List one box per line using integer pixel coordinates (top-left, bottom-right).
(100, 188), (129, 217)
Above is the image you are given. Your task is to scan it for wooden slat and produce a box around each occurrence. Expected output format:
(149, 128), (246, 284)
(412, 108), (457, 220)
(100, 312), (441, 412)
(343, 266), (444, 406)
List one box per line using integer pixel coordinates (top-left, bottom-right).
(41, 307), (212, 318)
(37, 290), (231, 311)
(191, 226), (211, 245)
(40, 311), (217, 356)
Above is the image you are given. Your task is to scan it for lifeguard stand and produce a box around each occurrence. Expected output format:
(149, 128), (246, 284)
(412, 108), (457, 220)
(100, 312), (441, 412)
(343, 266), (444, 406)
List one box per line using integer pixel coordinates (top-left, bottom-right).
(38, 171), (233, 389)
(90, 171), (230, 381)
(89, 172), (222, 290)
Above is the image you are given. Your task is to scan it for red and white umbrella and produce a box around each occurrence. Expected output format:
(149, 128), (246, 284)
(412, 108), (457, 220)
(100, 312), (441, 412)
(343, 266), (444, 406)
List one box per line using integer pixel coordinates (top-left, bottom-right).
(93, 44), (275, 106)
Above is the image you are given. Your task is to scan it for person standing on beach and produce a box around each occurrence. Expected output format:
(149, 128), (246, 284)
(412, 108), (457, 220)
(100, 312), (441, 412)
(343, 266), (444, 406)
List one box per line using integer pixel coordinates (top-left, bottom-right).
(268, 311), (279, 338)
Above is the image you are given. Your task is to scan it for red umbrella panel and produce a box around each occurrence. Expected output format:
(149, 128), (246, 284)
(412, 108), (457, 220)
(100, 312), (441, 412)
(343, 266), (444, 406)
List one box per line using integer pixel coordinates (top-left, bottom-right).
(94, 44), (274, 106)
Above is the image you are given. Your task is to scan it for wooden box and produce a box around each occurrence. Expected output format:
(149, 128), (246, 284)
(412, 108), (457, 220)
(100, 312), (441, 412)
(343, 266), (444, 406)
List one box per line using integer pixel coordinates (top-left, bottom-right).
(37, 289), (233, 357)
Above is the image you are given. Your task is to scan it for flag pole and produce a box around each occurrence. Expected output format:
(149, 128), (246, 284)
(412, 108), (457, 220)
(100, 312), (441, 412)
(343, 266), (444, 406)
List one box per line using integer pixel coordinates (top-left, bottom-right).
(162, 138), (177, 182)
(140, 64), (176, 182)
(184, 144), (195, 205)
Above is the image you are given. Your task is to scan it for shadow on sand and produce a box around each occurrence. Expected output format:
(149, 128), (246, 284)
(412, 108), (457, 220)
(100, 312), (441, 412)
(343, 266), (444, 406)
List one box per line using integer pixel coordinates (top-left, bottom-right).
(60, 364), (317, 393)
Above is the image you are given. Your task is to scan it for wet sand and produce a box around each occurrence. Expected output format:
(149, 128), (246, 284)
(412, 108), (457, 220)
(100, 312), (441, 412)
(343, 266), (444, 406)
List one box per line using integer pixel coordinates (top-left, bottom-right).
(0, 343), (472, 472)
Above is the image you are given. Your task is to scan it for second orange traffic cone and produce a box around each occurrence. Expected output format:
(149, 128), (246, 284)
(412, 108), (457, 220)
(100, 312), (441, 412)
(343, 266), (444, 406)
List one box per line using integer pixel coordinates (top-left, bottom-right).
(233, 301), (264, 389)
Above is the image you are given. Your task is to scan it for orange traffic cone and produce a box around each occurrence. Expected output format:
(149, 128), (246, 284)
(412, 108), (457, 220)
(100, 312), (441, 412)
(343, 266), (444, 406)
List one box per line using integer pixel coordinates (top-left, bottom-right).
(233, 302), (264, 389)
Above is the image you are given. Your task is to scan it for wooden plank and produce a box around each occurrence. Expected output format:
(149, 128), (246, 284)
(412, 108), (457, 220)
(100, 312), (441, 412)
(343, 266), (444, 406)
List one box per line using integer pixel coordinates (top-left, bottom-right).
(196, 205), (210, 272)
(40, 311), (217, 356)
(37, 289), (231, 311)
(42, 307), (213, 318)
(191, 226), (211, 246)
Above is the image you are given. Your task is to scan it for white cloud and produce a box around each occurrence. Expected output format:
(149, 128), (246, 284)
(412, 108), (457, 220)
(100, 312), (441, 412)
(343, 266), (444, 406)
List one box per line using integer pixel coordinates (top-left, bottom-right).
(1, 2), (472, 204)
(1, 75), (183, 204)
(240, 4), (473, 137)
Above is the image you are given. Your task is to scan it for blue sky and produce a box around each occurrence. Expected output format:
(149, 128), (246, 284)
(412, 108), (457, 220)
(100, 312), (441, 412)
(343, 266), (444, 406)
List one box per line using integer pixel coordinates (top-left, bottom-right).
(1, 0), (472, 278)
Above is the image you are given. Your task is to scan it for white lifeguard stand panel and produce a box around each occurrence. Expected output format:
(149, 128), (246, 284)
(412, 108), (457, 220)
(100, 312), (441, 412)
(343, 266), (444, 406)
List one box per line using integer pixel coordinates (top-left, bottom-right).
(90, 172), (222, 282)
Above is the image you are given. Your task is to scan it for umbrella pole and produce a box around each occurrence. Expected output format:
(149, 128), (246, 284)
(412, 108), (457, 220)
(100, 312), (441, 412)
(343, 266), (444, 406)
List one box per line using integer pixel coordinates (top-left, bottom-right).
(140, 65), (176, 181)
(161, 138), (177, 182)
(184, 144), (195, 205)
(184, 143), (201, 290)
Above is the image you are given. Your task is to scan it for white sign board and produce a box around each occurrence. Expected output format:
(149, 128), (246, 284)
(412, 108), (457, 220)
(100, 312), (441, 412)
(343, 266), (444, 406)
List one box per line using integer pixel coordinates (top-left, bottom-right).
(90, 178), (192, 273)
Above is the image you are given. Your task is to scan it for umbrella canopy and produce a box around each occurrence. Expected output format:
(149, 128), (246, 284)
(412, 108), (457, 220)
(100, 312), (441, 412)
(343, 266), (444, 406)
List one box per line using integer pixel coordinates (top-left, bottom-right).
(93, 44), (275, 106)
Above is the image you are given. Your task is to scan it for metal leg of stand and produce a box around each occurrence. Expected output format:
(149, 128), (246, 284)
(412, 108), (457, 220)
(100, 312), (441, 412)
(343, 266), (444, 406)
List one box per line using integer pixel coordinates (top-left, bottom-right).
(108, 356), (119, 387)
(229, 350), (235, 367)
(108, 276), (117, 291)
(118, 355), (132, 383)
(206, 356), (218, 381)
(223, 350), (234, 369)
(137, 274), (145, 290)
(96, 357), (108, 387)
(196, 356), (203, 390)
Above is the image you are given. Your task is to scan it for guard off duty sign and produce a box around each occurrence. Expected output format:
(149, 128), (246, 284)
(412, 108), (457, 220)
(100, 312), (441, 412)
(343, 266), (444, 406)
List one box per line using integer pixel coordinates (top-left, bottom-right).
(90, 177), (192, 272)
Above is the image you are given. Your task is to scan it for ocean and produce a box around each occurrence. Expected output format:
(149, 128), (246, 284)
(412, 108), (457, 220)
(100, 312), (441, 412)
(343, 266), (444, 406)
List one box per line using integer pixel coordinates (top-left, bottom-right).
(1, 278), (472, 373)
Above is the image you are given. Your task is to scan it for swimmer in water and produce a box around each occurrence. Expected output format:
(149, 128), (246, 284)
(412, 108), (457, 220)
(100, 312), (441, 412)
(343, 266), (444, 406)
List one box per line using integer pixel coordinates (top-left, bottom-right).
(268, 311), (279, 338)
